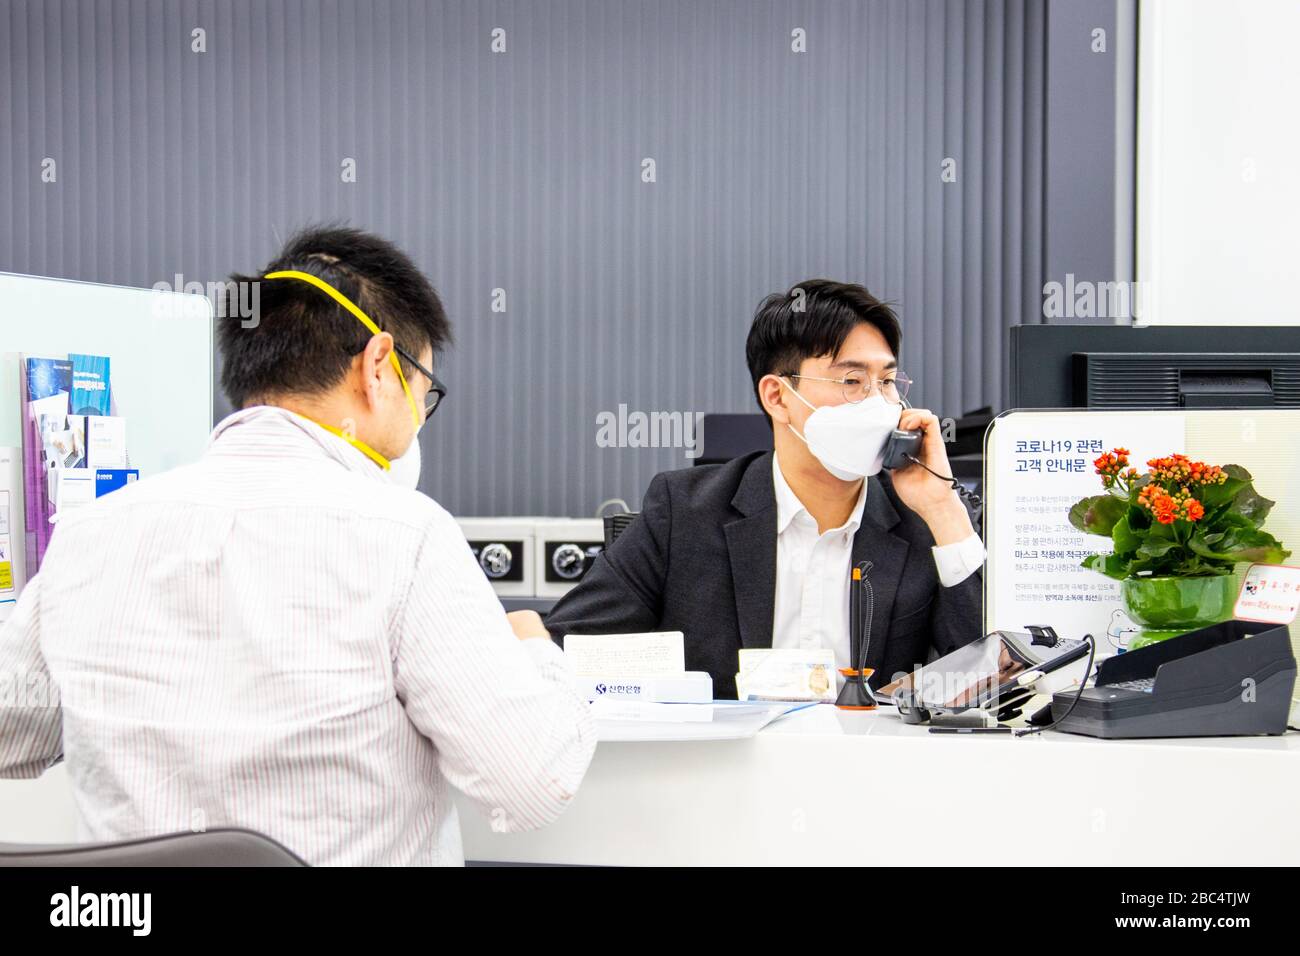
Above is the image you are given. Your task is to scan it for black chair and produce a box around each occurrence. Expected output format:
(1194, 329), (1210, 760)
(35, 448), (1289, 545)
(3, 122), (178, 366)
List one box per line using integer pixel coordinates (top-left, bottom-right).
(693, 413), (772, 466)
(602, 511), (638, 548)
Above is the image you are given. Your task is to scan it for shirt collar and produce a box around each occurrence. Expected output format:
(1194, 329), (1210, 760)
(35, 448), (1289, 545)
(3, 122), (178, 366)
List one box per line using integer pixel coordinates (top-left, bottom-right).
(772, 451), (868, 536)
(208, 404), (385, 478)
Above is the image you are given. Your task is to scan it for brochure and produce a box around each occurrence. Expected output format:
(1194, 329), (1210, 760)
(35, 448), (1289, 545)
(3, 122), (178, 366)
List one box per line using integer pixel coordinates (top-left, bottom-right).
(69, 353), (112, 416)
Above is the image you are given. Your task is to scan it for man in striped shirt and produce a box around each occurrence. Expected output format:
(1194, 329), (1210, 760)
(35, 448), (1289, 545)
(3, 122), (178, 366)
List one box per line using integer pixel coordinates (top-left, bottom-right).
(0, 226), (596, 865)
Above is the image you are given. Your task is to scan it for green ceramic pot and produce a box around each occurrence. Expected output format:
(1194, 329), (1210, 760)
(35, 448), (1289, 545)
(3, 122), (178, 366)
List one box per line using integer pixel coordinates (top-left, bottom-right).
(1121, 573), (1236, 648)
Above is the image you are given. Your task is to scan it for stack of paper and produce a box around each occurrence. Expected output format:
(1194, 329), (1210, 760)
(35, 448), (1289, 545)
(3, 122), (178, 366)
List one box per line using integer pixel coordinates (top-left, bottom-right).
(561, 629), (819, 739)
(565, 630), (686, 677)
(589, 699), (816, 742)
(565, 630), (715, 704)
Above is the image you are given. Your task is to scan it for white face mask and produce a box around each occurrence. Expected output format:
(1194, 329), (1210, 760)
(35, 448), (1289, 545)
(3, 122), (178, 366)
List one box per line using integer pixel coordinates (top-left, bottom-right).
(387, 429), (423, 490)
(782, 378), (902, 480)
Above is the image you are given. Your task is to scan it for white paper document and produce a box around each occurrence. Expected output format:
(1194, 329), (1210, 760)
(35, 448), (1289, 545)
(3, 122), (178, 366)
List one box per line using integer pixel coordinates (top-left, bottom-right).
(85, 415), (128, 470)
(591, 700), (817, 742)
(590, 700), (717, 723)
(49, 470), (95, 520)
(563, 631), (685, 677)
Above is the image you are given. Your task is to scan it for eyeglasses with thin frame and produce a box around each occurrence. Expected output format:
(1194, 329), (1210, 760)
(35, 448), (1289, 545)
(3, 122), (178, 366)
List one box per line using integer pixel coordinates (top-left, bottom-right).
(392, 343), (447, 421)
(783, 370), (911, 406)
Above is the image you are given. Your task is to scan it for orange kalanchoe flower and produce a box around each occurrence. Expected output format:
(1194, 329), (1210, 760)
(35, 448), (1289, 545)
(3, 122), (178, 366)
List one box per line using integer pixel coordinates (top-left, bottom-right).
(1137, 479), (1205, 523)
(1101, 449), (1219, 522)
(1140, 485), (1178, 524)
(1146, 453), (1227, 485)
(1147, 454), (1191, 482)
(1093, 448), (1132, 488)
(1192, 462), (1227, 485)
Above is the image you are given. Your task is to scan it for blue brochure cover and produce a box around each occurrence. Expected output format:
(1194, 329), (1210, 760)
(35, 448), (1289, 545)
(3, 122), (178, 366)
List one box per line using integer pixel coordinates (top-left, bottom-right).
(94, 469), (139, 498)
(25, 356), (72, 401)
(69, 353), (112, 416)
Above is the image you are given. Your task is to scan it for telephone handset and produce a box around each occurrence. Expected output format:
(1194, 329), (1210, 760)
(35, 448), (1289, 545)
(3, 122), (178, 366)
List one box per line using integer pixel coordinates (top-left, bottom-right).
(880, 428), (982, 510)
(880, 428), (924, 471)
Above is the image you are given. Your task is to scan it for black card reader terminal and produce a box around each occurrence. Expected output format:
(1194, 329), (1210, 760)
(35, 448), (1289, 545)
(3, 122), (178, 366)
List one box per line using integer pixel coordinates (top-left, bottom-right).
(1049, 620), (1296, 739)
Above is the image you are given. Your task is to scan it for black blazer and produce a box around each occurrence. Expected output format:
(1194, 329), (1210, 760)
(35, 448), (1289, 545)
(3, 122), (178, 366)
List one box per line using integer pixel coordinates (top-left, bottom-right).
(545, 451), (984, 698)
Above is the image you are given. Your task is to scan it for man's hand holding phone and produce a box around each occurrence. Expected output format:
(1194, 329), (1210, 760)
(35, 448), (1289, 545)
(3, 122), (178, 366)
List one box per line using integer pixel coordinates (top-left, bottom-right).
(889, 407), (974, 546)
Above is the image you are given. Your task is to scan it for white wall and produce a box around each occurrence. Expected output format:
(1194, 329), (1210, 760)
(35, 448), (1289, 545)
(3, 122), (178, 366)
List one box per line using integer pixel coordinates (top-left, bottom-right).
(1136, 0), (1300, 325)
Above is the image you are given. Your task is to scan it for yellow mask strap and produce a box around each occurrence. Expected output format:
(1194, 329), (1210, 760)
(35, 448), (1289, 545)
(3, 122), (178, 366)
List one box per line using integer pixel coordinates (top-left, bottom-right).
(310, 419), (392, 471)
(262, 269), (422, 430)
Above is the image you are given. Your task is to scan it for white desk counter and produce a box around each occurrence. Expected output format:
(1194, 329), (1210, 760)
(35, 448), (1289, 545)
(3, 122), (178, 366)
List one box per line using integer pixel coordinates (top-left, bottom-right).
(5, 705), (1297, 864)
(457, 704), (1300, 866)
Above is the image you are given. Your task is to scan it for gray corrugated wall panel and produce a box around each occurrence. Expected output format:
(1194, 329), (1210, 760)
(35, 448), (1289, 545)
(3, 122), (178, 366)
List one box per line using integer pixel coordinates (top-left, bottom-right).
(1003, 0), (1026, 411)
(982, 1), (1004, 415)
(1044, 0), (1123, 323)
(2, 0), (1064, 516)
(1015, 0), (1048, 409)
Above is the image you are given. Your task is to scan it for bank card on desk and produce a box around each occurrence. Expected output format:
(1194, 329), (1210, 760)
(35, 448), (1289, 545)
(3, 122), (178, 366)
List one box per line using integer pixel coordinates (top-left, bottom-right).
(736, 648), (838, 702)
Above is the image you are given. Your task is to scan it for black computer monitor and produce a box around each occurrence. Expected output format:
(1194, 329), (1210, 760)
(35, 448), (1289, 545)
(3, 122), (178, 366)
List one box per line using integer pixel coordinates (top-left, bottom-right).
(1009, 325), (1300, 409)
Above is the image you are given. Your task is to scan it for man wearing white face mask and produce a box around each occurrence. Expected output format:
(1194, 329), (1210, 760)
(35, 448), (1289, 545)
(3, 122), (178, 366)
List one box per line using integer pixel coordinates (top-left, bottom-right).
(0, 226), (595, 865)
(546, 279), (984, 698)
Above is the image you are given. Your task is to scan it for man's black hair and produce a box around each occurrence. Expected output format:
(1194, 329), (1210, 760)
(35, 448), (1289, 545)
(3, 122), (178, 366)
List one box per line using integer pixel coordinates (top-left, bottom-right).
(218, 225), (451, 409)
(744, 279), (901, 418)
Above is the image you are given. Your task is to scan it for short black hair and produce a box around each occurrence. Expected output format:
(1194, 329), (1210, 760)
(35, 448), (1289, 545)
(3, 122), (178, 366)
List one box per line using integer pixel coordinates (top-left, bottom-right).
(218, 225), (451, 409)
(745, 279), (902, 417)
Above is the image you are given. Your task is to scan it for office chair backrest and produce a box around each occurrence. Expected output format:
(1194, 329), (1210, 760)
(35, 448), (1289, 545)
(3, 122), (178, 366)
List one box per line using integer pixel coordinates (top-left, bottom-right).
(0, 827), (308, 867)
(695, 413), (772, 466)
(603, 512), (638, 548)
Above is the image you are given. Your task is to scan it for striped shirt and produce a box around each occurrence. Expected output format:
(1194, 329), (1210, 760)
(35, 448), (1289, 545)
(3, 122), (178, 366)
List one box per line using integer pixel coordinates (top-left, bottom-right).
(0, 405), (596, 865)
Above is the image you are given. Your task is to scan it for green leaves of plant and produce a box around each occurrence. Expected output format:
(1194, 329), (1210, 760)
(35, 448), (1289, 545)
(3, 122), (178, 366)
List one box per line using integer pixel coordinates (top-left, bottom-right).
(1198, 463), (1249, 509)
(1111, 513), (1142, 554)
(1225, 467), (1275, 525)
(1068, 494), (1125, 536)
(1188, 525), (1291, 565)
(1082, 553), (1129, 580)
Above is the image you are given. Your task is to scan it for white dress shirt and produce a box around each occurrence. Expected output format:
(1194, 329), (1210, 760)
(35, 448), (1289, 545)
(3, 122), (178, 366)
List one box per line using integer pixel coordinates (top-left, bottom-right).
(0, 405), (596, 865)
(770, 453), (985, 678)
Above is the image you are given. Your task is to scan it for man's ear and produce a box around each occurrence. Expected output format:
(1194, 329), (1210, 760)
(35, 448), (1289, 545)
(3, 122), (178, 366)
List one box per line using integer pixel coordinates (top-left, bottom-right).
(758, 373), (792, 426)
(358, 332), (396, 411)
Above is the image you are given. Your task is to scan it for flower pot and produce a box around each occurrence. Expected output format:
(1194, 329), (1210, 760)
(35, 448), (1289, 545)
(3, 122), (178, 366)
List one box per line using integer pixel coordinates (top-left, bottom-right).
(1121, 573), (1237, 649)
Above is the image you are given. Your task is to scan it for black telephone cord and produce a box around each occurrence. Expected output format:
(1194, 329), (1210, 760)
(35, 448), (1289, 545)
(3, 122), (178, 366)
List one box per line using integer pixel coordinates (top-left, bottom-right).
(903, 453), (983, 510)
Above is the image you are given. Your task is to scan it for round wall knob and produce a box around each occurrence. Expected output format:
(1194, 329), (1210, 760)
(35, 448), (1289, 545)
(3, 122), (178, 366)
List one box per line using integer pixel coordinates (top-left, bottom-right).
(479, 542), (513, 578)
(552, 543), (586, 580)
